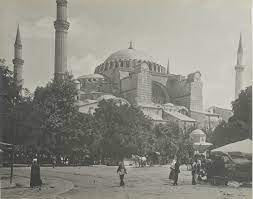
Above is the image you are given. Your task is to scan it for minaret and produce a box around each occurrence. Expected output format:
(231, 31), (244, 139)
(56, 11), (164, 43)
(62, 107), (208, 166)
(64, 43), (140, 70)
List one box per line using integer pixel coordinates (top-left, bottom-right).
(12, 25), (24, 89)
(129, 40), (133, 49)
(54, 0), (70, 80)
(167, 58), (170, 74)
(235, 33), (245, 99)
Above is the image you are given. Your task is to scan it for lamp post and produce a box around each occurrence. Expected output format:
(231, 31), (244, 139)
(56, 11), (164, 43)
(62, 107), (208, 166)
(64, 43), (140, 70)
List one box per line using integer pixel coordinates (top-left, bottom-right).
(10, 86), (20, 184)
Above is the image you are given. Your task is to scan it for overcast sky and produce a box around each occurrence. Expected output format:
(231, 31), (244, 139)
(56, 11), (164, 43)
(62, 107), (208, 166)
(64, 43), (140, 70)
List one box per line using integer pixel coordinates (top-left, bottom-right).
(0, 0), (252, 109)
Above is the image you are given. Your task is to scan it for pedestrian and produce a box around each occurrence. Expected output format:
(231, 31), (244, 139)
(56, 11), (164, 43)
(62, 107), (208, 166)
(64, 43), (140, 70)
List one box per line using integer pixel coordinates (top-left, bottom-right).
(117, 162), (127, 186)
(30, 158), (42, 188)
(169, 159), (176, 180)
(191, 160), (198, 185)
(173, 159), (180, 185)
(52, 156), (56, 168)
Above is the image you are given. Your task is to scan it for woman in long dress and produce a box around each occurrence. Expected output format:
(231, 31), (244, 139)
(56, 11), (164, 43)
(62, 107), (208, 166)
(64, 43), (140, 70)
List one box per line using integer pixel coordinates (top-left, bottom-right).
(30, 159), (42, 188)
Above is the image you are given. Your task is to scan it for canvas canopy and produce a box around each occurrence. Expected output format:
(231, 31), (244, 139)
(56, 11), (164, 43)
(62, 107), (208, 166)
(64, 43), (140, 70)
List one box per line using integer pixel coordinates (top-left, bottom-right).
(211, 139), (252, 155)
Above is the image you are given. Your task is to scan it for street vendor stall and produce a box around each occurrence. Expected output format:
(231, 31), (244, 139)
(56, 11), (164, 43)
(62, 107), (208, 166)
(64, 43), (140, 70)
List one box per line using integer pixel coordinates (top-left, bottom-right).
(211, 139), (252, 183)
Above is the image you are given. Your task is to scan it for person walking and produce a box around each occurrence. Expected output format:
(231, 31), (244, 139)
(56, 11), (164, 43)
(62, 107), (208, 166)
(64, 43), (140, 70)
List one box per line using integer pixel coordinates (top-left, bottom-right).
(173, 159), (180, 185)
(169, 159), (176, 180)
(117, 162), (127, 186)
(30, 159), (42, 188)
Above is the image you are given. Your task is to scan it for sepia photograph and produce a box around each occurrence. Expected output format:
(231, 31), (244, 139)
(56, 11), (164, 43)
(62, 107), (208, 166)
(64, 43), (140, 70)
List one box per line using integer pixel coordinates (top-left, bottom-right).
(0, 0), (252, 198)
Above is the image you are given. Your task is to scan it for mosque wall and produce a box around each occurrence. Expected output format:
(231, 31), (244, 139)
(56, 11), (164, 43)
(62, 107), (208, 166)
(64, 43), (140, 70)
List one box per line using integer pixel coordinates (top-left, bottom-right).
(135, 63), (152, 104)
(150, 73), (168, 86)
(189, 81), (203, 111)
(167, 79), (191, 109)
(80, 80), (101, 93)
(120, 74), (137, 105)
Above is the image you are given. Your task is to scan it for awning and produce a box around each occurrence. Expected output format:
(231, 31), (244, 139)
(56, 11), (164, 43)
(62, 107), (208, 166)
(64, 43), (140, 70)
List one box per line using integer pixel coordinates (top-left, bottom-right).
(211, 139), (252, 155)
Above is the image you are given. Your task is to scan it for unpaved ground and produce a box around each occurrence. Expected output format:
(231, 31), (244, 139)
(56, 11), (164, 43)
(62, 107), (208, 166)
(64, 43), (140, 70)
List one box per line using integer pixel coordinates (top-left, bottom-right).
(0, 165), (251, 199)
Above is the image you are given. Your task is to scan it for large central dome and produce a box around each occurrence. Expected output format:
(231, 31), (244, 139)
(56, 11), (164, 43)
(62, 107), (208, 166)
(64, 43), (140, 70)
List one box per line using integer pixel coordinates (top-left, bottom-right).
(105, 48), (157, 63)
(94, 42), (166, 74)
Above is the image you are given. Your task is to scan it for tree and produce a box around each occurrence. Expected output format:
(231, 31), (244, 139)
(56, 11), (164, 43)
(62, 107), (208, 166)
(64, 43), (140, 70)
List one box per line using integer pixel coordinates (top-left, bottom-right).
(0, 62), (32, 145)
(31, 74), (79, 154)
(93, 100), (153, 162)
(152, 122), (194, 164)
(232, 86), (252, 131)
(211, 86), (252, 147)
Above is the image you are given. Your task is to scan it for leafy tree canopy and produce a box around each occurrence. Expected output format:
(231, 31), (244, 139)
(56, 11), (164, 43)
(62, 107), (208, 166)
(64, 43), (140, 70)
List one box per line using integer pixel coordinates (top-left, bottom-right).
(211, 86), (252, 147)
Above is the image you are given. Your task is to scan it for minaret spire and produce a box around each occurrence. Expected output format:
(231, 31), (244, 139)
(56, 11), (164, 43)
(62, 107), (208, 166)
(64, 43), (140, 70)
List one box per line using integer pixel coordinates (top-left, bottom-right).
(54, 0), (70, 80)
(235, 33), (245, 99)
(13, 25), (24, 89)
(167, 58), (170, 74)
(15, 24), (22, 46)
(129, 41), (133, 49)
(237, 32), (243, 65)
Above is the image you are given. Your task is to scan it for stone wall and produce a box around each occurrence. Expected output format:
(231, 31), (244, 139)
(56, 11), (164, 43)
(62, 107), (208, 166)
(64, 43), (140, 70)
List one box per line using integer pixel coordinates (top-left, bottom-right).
(135, 63), (152, 104)
(207, 106), (233, 122)
(120, 74), (137, 104)
(151, 73), (168, 86)
(189, 80), (203, 111)
(166, 72), (203, 112)
(190, 110), (220, 130)
(167, 78), (191, 109)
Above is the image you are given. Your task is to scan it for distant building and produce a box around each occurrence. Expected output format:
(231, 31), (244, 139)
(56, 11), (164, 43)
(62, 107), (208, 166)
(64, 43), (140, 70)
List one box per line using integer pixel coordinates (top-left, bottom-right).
(207, 106), (233, 122)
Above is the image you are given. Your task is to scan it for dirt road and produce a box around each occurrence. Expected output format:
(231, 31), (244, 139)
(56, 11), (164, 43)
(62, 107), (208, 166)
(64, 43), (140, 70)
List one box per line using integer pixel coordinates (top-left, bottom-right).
(0, 165), (251, 199)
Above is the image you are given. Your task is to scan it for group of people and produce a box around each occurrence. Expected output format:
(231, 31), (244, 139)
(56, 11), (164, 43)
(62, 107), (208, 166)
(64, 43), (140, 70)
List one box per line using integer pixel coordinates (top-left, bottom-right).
(29, 155), (226, 189)
(116, 159), (182, 187)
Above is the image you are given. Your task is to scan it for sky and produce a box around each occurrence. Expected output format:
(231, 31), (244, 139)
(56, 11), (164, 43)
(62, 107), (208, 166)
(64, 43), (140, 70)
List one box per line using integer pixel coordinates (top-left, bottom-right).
(0, 0), (252, 109)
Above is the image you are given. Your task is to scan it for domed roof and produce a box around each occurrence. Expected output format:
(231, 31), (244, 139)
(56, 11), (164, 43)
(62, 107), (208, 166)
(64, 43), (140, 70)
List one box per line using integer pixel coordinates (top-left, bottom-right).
(97, 94), (130, 105)
(190, 129), (206, 135)
(78, 74), (104, 80)
(97, 94), (117, 101)
(105, 43), (157, 63)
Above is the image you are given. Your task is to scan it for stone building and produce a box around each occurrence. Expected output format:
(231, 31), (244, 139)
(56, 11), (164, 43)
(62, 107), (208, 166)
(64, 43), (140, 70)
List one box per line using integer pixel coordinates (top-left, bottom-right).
(207, 106), (233, 123)
(76, 43), (218, 130)
(49, 0), (237, 130)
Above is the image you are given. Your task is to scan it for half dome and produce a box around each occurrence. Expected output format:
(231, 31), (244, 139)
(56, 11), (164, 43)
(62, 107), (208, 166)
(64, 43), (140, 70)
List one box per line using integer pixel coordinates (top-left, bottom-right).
(78, 74), (105, 80)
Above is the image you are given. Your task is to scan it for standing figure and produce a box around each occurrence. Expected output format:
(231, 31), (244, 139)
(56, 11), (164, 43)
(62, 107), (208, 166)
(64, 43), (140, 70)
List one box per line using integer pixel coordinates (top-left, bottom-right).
(117, 162), (127, 186)
(30, 159), (42, 188)
(52, 156), (56, 168)
(169, 159), (176, 180)
(173, 159), (180, 185)
(192, 160), (198, 185)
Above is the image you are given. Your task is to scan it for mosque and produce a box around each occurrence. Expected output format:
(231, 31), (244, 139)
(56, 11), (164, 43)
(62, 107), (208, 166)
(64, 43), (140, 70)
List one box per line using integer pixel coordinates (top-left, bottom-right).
(1, 0), (245, 133)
